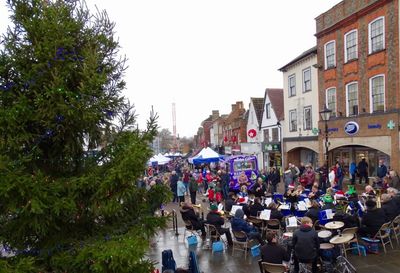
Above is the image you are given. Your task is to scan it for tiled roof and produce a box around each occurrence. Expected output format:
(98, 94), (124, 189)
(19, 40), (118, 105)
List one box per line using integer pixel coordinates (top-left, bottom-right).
(251, 97), (264, 126)
(278, 46), (317, 72)
(265, 88), (284, 121)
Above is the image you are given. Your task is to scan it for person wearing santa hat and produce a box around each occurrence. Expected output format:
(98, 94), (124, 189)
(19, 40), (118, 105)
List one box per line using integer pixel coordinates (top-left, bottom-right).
(206, 203), (233, 246)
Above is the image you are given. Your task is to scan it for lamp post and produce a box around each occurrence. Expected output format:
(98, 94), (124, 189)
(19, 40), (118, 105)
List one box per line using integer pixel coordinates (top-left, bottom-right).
(319, 106), (332, 192)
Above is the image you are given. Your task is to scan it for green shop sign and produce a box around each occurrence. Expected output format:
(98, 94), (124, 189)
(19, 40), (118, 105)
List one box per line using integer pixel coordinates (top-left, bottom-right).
(263, 143), (281, 152)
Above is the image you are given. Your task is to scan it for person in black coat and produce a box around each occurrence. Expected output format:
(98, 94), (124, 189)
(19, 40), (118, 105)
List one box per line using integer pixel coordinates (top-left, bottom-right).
(206, 204), (233, 245)
(267, 202), (284, 222)
(359, 200), (386, 237)
(249, 197), (265, 217)
(357, 158), (369, 185)
(305, 200), (320, 225)
(269, 167), (281, 194)
(261, 231), (290, 265)
(292, 217), (319, 273)
(180, 203), (206, 237)
(170, 171), (179, 203)
(381, 193), (398, 222)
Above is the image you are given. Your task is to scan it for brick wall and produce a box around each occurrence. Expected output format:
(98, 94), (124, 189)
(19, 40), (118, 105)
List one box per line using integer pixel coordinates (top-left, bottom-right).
(316, 0), (400, 172)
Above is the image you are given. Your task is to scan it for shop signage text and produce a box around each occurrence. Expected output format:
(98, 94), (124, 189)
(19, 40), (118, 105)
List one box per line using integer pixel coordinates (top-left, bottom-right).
(368, 124), (381, 129)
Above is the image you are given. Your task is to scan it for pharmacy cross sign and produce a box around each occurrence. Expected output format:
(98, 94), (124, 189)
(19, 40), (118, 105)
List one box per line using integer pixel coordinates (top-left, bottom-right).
(387, 120), (396, 130)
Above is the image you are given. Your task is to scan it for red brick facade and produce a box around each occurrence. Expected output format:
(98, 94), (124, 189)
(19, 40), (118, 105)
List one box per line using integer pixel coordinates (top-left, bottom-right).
(316, 0), (400, 173)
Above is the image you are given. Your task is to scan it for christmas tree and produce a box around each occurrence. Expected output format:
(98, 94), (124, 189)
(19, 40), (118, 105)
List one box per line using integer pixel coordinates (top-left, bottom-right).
(0, 0), (170, 272)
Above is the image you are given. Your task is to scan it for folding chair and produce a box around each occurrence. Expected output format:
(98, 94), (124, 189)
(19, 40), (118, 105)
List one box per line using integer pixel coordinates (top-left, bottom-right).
(259, 261), (287, 273)
(373, 222), (394, 253)
(390, 215), (400, 244)
(232, 230), (251, 258)
(342, 227), (360, 257)
(205, 224), (227, 247)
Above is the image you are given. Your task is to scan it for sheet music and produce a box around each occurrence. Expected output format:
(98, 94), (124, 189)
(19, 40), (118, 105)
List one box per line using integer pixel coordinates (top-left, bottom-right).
(304, 198), (311, 207)
(230, 205), (242, 216)
(280, 204), (290, 210)
(264, 198), (272, 207)
(259, 209), (271, 220)
(297, 201), (307, 211)
(288, 216), (297, 227)
(325, 209), (334, 219)
(218, 203), (224, 211)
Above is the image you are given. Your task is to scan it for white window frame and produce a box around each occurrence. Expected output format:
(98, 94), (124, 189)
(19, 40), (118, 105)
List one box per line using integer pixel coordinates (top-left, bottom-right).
(266, 103), (271, 119)
(289, 109), (297, 132)
(271, 128), (279, 142)
(344, 29), (358, 63)
(303, 106), (312, 130)
(263, 129), (269, 142)
(369, 74), (385, 113)
(368, 16), (385, 54)
(345, 82), (358, 116)
(288, 74), (296, 97)
(326, 87), (337, 117)
(324, 40), (336, 69)
(302, 67), (311, 92)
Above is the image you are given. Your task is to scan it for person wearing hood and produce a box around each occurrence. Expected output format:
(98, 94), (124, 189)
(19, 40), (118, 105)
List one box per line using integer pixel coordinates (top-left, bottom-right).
(292, 217), (319, 273)
(230, 209), (264, 245)
(359, 199), (386, 237)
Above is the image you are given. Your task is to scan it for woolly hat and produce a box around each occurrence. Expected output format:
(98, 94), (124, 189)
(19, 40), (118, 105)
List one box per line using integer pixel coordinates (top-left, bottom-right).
(323, 195), (333, 203)
(365, 199), (377, 209)
(210, 203), (218, 211)
(234, 208), (244, 219)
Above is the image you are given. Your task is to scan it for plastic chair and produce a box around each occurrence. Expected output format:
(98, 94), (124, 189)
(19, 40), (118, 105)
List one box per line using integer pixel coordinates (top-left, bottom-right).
(373, 221), (394, 253)
(342, 227), (360, 257)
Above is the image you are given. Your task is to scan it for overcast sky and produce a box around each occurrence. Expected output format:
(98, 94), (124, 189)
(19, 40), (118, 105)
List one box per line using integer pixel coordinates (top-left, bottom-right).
(1, 0), (342, 137)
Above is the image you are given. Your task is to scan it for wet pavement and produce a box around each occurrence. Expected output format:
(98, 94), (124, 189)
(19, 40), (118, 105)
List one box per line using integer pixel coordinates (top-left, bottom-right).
(148, 183), (400, 273)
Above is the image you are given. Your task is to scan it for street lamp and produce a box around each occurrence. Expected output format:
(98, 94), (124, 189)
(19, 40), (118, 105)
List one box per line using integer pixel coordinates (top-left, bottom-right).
(319, 106), (332, 192)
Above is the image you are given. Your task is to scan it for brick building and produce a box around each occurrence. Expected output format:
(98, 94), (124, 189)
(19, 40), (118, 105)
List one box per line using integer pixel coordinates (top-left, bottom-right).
(222, 101), (247, 154)
(315, 0), (400, 175)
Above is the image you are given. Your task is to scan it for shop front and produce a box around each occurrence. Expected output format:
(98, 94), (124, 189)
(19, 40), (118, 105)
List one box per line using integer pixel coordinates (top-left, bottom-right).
(330, 145), (390, 177)
(262, 142), (282, 170)
(318, 114), (399, 177)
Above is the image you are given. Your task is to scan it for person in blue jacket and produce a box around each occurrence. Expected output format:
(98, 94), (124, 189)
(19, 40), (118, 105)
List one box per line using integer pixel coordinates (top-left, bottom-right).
(231, 209), (264, 245)
(349, 161), (357, 185)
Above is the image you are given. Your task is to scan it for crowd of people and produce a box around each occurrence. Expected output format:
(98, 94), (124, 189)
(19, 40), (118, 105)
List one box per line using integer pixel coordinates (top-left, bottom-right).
(142, 157), (400, 273)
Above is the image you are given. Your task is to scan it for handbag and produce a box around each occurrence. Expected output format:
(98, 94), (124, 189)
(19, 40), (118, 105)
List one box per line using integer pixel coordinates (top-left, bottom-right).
(187, 235), (198, 246)
(212, 241), (224, 252)
(250, 244), (260, 257)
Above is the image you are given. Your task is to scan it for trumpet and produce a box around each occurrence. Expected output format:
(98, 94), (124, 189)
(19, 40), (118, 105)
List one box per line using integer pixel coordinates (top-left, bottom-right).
(192, 204), (202, 208)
